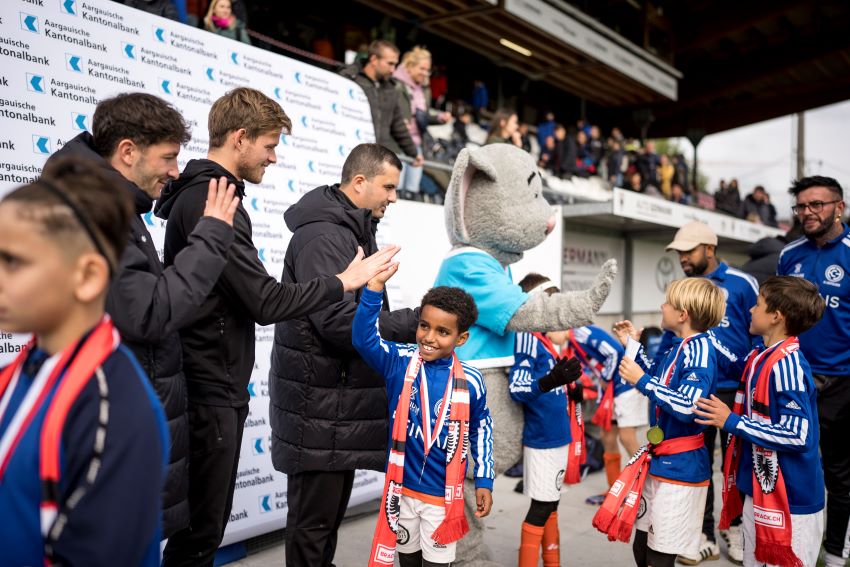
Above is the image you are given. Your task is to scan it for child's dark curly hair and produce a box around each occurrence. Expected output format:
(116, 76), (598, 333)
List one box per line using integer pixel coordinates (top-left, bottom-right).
(420, 287), (479, 333)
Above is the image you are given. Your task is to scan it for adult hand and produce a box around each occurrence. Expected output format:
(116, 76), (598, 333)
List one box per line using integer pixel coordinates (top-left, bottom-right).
(612, 319), (641, 347)
(335, 245), (401, 292)
(538, 357), (582, 392)
(567, 381), (584, 402)
(203, 176), (240, 226)
(412, 154), (425, 167)
(475, 488), (493, 518)
(618, 357), (644, 385)
(694, 395), (732, 428)
(366, 263), (400, 293)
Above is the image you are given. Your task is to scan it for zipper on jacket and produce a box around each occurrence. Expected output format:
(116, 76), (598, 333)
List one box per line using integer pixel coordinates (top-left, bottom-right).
(340, 366), (347, 385)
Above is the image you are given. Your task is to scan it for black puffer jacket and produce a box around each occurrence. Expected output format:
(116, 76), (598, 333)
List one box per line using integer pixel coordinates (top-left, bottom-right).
(155, 160), (344, 408)
(339, 62), (418, 158)
(742, 236), (786, 285)
(46, 133), (235, 537)
(270, 185), (418, 474)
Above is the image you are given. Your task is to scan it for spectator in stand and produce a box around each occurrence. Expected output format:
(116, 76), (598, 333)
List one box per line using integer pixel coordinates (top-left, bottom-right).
(472, 80), (489, 121)
(742, 185), (778, 227)
(518, 123), (533, 154)
(538, 132), (555, 170)
(673, 153), (689, 188)
(606, 139), (627, 187)
(588, 125), (604, 170)
(658, 154), (675, 198)
(486, 109), (522, 147)
(118, 0), (180, 21)
(429, 65), (448, 109)
(714, 178), (742, 217)
(627, 171), (662, 197)
(340, 41), (422, 170)
(575, 130), (594, 176)
(670, 181), (689, 205)
(203, 0), (251, 44)
(552, 124), (577, 178)
(393, 46), (451, 199)
(537, 111), (556, 150)
(445, 110), (473, 160)
(610, 127), (625, 146)
(638, 140), (660, 187)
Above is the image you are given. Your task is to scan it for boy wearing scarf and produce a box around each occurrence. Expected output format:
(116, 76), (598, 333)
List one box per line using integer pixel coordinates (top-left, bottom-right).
(508, 274), (584, 567)
(352, 265), (494, 567)
(694, 276), (825, 567)
(594, 277), (725, 567)
(0, 158), (168, 566)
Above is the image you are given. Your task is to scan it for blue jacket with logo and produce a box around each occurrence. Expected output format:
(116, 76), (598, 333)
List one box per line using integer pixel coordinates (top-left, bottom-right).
(723, 342), (824, 515)
(704, 262), (762, 389)
(634, 333), (717, 483)
(352, 288), (495, 498)
(777, 224), (850, 376)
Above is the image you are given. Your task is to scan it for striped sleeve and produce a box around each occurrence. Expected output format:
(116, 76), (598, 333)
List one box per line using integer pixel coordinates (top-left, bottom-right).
(465, 365), (495, 489)
(508, 333), (544, 402)
(597, 340), (621, 382)
(725, 351), (814, 453)
(638, 336), (713, 423)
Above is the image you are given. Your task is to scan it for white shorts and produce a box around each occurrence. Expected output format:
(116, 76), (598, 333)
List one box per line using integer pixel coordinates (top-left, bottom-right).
(742, 495), (824, 567)
(614, 388), (649, 428)
(634, 476), (708, 556)
(396, 494), (456, 563)
(523, 445), (568, 502)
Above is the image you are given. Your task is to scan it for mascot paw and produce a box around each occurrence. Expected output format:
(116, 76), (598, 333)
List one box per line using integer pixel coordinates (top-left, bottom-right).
(588, 258), (617, 311)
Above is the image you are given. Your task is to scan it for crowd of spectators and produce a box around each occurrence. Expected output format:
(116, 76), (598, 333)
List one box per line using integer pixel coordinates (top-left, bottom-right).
(714, 179), (779, 226)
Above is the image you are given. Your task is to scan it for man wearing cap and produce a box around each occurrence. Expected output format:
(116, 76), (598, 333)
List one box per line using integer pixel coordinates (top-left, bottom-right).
(777, 176), (849, 567)
(664, 221), (760, 565)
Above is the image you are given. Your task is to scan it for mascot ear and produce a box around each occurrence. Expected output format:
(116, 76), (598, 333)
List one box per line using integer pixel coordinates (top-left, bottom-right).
(445, 147), (499, 245)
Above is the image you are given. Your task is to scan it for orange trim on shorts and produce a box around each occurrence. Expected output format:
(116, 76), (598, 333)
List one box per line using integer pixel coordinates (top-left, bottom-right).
(649, 474), (710, 487)
(403, 487), (445, 507)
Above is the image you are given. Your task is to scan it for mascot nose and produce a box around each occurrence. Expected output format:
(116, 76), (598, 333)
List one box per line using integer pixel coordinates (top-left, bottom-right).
(545, 215), (556, 235)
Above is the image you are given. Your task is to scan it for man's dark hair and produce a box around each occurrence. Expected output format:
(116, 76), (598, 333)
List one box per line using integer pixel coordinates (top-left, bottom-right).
(517, 272), (559, 295)
(420, 287), (478, 333)
(340, 143), (403, 185)
(368, 40), (399, 61)
(789, 175), (844, 199)
(92, 93), (190, 157)
(760, 276), (825, 336)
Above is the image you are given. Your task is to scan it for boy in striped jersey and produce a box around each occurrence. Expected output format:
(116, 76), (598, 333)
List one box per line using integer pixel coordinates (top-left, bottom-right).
(352, 265), (494, 567)
(594, 277), (724, 567)
(694, 276), (825, 566)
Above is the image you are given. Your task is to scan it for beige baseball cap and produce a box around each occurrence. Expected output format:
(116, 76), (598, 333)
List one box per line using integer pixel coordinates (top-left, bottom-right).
(665, 221), (718, 251)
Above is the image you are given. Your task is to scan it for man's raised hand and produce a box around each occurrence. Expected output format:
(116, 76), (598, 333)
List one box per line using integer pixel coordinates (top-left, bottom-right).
(336, 245), (401, 292)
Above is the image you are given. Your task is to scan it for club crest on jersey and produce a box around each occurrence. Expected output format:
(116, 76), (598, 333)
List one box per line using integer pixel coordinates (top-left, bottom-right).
(825, 264), (844, 286)
(754, 448), (779, 494)
(385, 481), (402, 532)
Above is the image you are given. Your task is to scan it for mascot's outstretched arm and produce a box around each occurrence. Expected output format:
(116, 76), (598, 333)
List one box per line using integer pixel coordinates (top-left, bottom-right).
(507, 259), (618, 332)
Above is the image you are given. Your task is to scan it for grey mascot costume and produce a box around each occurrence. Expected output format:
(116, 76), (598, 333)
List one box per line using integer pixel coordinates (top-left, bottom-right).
(434, 144), (617, 565)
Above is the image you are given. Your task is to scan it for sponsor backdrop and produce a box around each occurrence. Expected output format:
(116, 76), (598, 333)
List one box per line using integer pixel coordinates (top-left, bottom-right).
(0, 0), (564, 549)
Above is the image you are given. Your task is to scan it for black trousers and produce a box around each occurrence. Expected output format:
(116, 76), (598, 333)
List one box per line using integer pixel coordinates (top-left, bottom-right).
(815, 374), (850, 558)
(702, 388), (740, 541)
(285, 469), (355, 567)
(162, 403), (249, 567)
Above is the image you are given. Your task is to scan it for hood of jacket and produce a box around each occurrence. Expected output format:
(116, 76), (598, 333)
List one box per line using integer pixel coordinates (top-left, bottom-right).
(284, 184), (377, 244)
(747, 236), (786, 260)
(155, 158), (244, 219)
(52, 132), (153, 216)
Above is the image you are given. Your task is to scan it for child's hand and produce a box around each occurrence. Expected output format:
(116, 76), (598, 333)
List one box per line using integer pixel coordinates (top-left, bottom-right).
(694, 395), (732, 428)
(618, 357), (644, 385)
(612, 320), (641, 346)
(475, 488), (492, 518)
(366, 262), (400, 292)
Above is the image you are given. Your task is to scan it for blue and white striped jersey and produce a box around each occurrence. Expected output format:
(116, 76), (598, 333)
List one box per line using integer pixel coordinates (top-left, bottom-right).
(352, 288), (495, 497)
(724, 342), (824, 514)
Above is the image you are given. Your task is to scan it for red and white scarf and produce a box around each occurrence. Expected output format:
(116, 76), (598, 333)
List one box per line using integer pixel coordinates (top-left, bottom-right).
(533, 332), (585, 484)
(368, 354), (470, 566)
(720, 337), (802, 567)
(563, 330), (611, 431)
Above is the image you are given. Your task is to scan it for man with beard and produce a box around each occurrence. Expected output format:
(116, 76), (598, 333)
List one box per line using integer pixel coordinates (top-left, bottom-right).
(155, 89), (400, 567)
(777, 176), (849, 567)
(664, 221), (761, 565)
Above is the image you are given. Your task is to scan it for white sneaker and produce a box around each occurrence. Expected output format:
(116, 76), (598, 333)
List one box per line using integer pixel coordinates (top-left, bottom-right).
(823, 551), (847, 567)
(677, 534), (720, 565)
(719, 526), (743, 564)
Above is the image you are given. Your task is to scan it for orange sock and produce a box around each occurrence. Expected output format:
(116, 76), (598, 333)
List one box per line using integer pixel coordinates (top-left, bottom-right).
(604, 452), (621, 487)
(519, 522), (544, 567)
(541, 512), (560, 567)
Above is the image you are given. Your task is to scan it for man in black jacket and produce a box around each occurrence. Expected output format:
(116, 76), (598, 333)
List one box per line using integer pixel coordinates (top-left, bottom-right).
(340, 40), (423, 168)
(270, 143), (419, 567)
(44, 93), (238, 539)
(155, 88), (398, 567)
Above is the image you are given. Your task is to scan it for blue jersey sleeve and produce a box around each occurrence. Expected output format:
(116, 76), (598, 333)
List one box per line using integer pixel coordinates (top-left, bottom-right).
(724, 350), (816, 454)
(352, 287), (410, 384)
(465, 367), (495, 491)
(637, 336), (714, 423)
(509, 333), (545, 402)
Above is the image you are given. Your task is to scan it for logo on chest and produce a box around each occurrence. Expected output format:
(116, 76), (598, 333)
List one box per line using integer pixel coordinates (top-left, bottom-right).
(824, 264), (845, 287)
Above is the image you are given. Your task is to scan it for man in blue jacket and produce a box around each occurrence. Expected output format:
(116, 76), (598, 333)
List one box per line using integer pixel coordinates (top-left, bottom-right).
(665, 221), (761, 564)
(777, 175), (849, 567)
